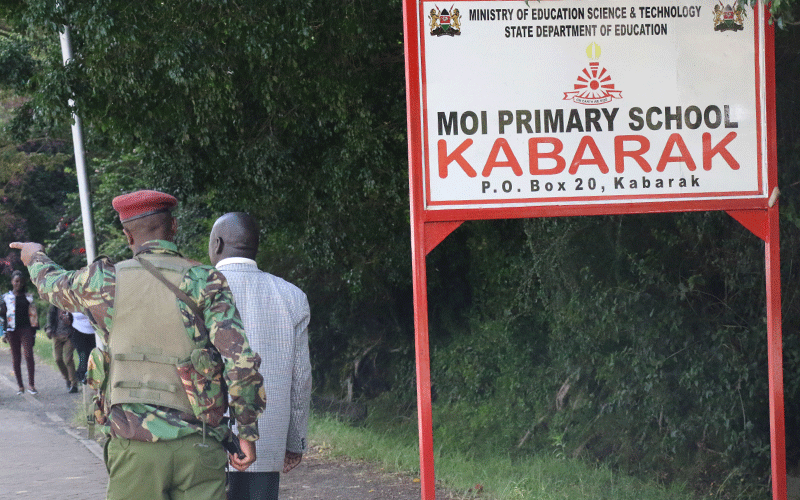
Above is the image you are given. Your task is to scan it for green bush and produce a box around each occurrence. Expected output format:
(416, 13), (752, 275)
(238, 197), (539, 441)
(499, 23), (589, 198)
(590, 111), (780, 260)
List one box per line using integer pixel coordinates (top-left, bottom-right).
(0, 34), (35, 92)
(419, 212), (774, 498)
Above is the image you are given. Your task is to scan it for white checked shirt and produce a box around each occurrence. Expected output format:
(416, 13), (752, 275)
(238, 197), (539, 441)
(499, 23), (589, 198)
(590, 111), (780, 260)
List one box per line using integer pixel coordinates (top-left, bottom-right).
(217, 257), (312, 472)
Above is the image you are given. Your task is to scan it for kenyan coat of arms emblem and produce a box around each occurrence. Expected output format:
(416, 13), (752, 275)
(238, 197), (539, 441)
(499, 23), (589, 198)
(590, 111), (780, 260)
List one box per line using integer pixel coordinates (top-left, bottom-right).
(430, 5), (462, 36)
(713, 2), (745, 32)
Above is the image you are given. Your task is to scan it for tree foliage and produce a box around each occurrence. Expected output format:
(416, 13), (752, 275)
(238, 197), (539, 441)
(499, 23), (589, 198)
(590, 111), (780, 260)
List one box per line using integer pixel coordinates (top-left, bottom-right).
(13, 0), (412, 395)
(0, 34), (34, 92)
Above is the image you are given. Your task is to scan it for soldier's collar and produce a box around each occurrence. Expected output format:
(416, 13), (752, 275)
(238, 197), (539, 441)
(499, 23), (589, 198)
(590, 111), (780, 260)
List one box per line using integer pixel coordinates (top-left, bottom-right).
(133, 239), (182, 257)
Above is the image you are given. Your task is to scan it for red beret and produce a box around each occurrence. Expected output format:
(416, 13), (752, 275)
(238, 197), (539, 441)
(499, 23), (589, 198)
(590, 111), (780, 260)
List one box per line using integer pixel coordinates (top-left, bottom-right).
(112, 190), (178, 223)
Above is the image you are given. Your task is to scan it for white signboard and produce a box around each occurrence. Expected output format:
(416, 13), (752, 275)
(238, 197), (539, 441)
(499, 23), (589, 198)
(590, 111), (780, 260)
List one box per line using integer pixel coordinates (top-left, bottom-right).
(417, 0), (768, 213)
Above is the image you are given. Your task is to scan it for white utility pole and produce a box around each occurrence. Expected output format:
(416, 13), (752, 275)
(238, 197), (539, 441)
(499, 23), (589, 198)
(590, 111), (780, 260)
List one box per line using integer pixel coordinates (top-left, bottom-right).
(58, 25), (96, 264)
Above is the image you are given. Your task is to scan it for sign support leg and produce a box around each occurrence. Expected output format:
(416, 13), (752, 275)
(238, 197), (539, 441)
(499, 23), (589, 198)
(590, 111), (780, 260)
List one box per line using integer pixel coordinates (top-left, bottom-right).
(411, 219), (436, 500)
(766, 205), (787, 500)
(729, 206), (786, 500)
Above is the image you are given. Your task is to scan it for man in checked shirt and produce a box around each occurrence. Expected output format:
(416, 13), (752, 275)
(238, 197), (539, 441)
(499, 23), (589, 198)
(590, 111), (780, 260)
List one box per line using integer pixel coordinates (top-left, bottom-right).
(209, 212), (312, 500)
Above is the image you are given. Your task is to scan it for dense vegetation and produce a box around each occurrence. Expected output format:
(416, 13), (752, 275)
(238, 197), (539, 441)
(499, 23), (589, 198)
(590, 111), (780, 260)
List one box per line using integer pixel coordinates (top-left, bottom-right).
(1, 1), (799, 497)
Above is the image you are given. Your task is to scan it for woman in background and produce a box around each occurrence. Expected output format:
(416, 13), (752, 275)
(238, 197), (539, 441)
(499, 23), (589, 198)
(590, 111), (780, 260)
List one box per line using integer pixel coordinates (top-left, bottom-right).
(2, 270), (40, 394)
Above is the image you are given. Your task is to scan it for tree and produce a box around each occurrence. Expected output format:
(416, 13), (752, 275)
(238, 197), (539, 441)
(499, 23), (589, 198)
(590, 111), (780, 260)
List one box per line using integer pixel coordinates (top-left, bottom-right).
(0, 26), (74, 282)
(13, 0), (412, 393)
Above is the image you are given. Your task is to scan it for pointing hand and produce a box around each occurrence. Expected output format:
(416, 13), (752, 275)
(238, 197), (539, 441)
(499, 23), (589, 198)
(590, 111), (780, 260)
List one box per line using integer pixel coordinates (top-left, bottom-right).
(9, 242), (44, 266)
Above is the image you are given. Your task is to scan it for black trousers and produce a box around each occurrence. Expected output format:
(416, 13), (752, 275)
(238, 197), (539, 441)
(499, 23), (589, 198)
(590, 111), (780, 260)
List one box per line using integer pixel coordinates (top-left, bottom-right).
(227, 471), (279, 500)
(70, 332), (96, 382)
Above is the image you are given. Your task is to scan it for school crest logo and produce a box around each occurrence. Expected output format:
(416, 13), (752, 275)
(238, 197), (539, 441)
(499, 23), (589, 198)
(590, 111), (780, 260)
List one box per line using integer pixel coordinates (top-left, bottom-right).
(713, 2), (745, 31)
(430, 5), (462, 36)
(563, 43), (622, 106)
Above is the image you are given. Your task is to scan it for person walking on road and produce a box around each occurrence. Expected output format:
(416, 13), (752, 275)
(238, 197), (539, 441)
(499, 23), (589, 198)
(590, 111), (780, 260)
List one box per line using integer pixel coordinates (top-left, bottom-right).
(10, 189), (266, 500)
(2, 270), (40, 395)
(45, 305), (79, 393)
(69, 311), (96, 383)
(210, 212), (312, 500)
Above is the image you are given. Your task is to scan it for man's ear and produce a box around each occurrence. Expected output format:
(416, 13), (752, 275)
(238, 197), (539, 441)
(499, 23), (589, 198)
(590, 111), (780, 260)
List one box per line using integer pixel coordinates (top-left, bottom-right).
(123, 228), (135, 247)
(214, 236), (224, 256)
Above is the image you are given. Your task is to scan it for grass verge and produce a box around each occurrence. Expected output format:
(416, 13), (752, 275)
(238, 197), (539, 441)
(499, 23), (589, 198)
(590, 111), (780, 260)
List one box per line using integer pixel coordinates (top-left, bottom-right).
(32, 329), (54, 366)
(308, 412), (697, 500)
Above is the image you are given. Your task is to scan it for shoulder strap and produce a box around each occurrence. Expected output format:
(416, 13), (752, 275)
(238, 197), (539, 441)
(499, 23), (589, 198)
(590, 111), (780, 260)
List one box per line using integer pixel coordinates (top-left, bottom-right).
(134, 256), (208, 337)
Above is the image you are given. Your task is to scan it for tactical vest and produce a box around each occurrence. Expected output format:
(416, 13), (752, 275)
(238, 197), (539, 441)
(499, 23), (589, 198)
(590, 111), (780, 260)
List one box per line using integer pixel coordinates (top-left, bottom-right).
(107, 254), (199, 415)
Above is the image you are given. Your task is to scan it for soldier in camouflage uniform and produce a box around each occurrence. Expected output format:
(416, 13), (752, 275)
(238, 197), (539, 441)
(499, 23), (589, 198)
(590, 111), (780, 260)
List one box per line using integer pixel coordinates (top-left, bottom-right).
(11, 190), (266, 500)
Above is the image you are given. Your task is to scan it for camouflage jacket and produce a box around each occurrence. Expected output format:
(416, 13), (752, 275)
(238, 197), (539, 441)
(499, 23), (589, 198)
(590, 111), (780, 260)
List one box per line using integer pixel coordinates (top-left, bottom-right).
(27, 240), (266, 442)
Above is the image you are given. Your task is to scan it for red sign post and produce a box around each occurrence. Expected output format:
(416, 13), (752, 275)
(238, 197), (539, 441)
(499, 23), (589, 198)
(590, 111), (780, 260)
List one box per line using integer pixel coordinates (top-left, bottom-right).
(403, 0), (784, 498)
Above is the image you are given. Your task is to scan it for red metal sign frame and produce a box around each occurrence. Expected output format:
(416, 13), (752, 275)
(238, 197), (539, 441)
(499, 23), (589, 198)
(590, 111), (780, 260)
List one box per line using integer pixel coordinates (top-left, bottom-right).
(404, 1), (784, 499)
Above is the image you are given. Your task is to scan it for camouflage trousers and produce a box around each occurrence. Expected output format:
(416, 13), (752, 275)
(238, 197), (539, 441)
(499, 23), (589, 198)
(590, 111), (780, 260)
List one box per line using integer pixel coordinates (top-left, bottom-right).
(104, 433), (226, 500)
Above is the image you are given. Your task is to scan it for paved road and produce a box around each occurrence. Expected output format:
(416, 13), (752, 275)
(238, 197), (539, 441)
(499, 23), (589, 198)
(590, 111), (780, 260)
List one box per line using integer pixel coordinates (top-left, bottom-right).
(0, 342), (107, 499)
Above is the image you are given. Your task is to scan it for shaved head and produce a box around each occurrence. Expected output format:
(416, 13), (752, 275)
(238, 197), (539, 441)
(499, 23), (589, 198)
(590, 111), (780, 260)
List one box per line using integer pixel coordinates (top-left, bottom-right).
(209, 212), (260, 265)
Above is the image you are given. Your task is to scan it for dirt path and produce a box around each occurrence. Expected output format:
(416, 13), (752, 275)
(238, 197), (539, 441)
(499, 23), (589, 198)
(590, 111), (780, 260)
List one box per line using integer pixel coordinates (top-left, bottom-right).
(280, 444), (467, 500)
